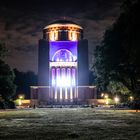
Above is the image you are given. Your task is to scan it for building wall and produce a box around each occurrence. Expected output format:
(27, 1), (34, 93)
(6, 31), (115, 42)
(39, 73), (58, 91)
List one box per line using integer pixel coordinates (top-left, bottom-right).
(38, 39), (49, 86)
(78, 39), (89, 85)
(31, 86), (96, 106)
(31, 21), (96, 106)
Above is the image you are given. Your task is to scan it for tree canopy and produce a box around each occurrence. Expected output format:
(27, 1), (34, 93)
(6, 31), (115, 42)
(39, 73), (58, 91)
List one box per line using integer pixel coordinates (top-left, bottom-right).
(94, 0), (140, 97)
(0, 42), (16, 100)
(14, 69), (37, 99)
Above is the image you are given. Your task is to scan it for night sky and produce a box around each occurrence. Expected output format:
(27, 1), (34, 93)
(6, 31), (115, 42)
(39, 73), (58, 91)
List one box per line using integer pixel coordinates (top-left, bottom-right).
(0, 0), (121, 73)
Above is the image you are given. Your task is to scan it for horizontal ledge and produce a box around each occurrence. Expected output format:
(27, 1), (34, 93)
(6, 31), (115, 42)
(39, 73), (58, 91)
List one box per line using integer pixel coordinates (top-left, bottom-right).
(50, 62), (77, 67)
(30, 86), (96, 89)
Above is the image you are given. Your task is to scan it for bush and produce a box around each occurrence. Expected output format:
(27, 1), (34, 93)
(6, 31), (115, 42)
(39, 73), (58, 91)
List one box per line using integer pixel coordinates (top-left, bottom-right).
(0, 101), (5, 109)
(0, 101), (16, 109)
(129, 100), (140, 109)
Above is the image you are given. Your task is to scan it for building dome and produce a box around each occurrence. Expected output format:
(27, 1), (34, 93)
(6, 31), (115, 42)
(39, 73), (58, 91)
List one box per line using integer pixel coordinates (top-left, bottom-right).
(44, 19), (82, 30)
(48, 19), (79, 24)
(43, 19), (83, 41)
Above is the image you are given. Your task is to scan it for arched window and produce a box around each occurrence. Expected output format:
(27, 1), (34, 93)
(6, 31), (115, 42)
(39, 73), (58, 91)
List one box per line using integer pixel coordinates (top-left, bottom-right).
(52, 49), (74, 62)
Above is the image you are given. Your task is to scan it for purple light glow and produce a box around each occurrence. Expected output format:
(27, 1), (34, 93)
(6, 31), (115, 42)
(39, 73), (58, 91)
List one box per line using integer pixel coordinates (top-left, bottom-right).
(49, 41), (77, 62)
(52, 68), (55, 86)
(56, 68), (60, 87)
(62, 68), (65, 76)
(52, 49), (74, 62)
(72, 68), (76, 86)
(52, 67), (76, 87)
(67, 68), (71, 86)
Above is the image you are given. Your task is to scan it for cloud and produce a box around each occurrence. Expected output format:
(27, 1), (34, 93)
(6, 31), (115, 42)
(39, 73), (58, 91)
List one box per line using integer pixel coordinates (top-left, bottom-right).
(0, 0), (121, 73)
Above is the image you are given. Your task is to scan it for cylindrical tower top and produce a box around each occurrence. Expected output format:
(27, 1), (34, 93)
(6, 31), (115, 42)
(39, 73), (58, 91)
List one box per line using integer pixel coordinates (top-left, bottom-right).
(43, 20), (83, 41)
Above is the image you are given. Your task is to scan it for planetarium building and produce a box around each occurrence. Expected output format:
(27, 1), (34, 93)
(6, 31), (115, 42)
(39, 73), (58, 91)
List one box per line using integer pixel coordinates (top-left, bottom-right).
(30, 20), (96, 106)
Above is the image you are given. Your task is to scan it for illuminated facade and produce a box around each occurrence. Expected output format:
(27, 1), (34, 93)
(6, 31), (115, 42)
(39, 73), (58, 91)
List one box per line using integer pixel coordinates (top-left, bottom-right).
(31, 20), (96, 106)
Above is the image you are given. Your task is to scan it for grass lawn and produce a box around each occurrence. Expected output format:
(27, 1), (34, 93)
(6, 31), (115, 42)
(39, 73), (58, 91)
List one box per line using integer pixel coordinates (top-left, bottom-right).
(0, 108), (140, 140)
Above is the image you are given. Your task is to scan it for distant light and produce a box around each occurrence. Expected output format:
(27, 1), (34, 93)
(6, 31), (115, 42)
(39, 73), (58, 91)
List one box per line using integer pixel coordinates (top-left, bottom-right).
(106, 100), (109, 105)
(101, 93), (104, 97)
(114, 97), (119, 104)
(19, 99), (22, 106)
(104, 94), (108, 99)
(129, 96), (134, 101)
(19, 95), (24, 99)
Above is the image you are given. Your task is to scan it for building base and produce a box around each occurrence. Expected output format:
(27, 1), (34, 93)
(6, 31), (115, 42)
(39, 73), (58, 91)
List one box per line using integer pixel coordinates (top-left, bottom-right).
(30, 86), (96, 107)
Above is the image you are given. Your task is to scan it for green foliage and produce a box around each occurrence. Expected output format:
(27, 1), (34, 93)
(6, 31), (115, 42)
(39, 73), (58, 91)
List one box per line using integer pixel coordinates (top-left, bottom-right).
(14, 99), (21, 106)
(107, 81), (130, 95)
(0, 42), (16, 101)
(0, 42), (8, 59)
(94, 0), (140, 97)
(0, 60), (16, 100)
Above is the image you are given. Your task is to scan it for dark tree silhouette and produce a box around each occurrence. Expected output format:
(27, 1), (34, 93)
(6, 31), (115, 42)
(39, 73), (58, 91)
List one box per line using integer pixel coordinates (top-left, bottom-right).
(14, 69), (37, 99)
(94, 0), (140, 98)
(0, 42), (16, 102)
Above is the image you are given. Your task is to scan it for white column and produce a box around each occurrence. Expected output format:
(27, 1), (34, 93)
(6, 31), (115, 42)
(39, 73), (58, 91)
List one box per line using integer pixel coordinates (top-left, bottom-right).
(74, 87), (77, 99)
(70, 87), (73, 100)
(76, 87), (78, 98)
(67, 68), (71, 87)
(60, 87), (62, 100)
(65, 87), (68, 100)
(56, 68), (60, 87)
(51, 87), (53, 99)
(55, 87), (57, 100)
(51, 68), (55, 86)
(72, 68), (76, 86)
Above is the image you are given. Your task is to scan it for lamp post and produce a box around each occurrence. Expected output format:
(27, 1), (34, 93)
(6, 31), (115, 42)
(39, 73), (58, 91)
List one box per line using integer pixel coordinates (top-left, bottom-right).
(101, 93), (104, 98)
(106, 99), (109, 105)
(18, 94), (24, 107)
(104, 94), (108, 99)
(129, 96), (134, 102)
(104, 94), (109, 106)
(101, 93), (109, 106)
(19, 95), (23, 100)
(114, 96), (119, 106)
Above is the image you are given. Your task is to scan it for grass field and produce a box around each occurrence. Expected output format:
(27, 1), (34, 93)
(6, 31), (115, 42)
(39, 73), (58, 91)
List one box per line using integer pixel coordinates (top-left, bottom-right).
(0, 108), (140, 140)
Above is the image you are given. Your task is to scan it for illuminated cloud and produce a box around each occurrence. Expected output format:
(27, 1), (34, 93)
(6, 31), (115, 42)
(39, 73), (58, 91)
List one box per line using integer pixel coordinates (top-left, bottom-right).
(0, 0), (121, 73)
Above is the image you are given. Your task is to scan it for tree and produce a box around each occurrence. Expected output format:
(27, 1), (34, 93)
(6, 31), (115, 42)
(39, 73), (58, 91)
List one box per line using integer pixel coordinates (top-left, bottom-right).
(14, 69), (37, 99)
(0, 42), (16, 101)
(89, 70), (97, 85)
(0, 42), (7, 59)
(94, 0), (140, 98)
(107, 81), (130, 96)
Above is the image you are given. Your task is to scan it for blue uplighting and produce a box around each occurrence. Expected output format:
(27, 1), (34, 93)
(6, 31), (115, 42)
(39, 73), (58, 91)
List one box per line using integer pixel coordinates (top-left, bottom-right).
(49, 41), (77, 62)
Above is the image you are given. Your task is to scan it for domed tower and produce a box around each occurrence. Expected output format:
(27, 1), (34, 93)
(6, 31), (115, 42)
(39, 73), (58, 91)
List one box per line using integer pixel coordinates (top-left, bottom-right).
(43, 20), (83, 41)
(31, 20), (96, 106)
